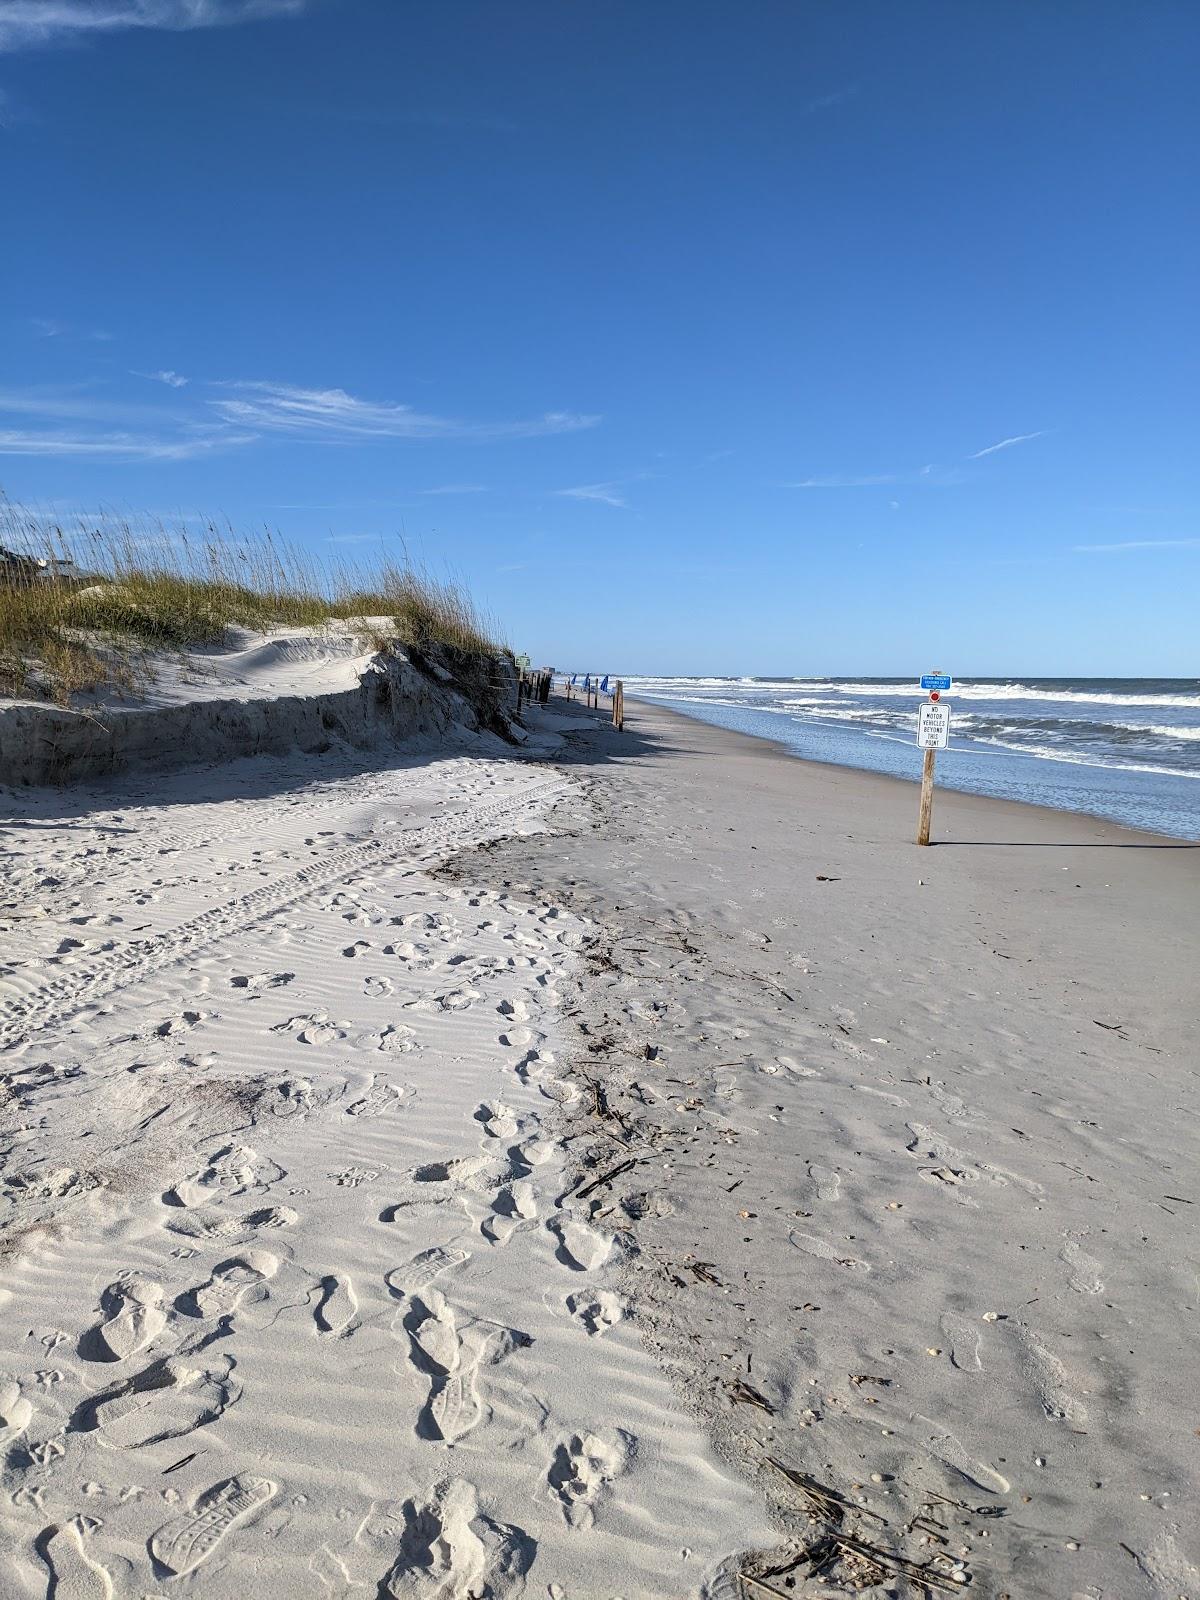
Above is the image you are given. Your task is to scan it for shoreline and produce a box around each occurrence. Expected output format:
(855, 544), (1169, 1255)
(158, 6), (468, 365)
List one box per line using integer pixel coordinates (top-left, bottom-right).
(630, 681), (1200, 844)
(624, 692), (1198, 848)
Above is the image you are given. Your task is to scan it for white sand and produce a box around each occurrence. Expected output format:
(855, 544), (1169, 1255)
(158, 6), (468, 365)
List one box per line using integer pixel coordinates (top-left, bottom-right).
(0, 727), (771, 1597)
(4, 681), (1199, 1598)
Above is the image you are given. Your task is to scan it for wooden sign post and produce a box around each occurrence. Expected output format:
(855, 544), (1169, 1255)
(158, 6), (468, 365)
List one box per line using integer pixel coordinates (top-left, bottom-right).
(915, 673), (952, 846)
(917, 746), (937, 846)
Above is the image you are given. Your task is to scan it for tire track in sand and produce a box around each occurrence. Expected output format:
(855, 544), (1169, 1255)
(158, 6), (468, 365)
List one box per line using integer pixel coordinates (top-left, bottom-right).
(0, 778), (567, 1050)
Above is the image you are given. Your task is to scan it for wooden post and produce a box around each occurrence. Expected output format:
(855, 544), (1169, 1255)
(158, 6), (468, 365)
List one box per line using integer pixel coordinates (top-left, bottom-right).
(516, 672), (523, 714)
(917, 747), (936, 845)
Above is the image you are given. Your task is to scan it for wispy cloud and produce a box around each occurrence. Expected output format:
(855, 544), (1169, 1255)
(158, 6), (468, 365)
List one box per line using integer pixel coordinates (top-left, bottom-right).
(29, 316), (112, 341)
(134, 368), (188, 388)
(211, 382), (600, 442)
(0, 383), (250, 457)
(0, 427), (253, 460)
(420, 483), (490, 496)
(0, 0), (304, 53)
(0, 383), (190, 426)
(554, 481), (628, 508)
(968, 430), (1046, 459)
(781, 474), (899, 489)
(807, 84), (859, 114)
(0, 377), (596, 461)
(1072, 537), (1200, 554)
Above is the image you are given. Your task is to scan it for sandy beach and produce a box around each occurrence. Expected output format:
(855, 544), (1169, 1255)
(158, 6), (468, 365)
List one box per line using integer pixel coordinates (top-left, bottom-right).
(1, 693), (1197, 1598)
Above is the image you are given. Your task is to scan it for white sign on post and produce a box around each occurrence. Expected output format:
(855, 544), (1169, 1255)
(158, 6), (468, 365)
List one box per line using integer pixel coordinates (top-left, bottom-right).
(917, 700), (951, 749)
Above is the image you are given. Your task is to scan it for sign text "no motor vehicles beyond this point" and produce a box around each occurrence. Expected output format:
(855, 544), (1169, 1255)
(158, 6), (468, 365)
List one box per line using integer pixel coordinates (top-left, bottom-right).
(917, 700), (951, 749)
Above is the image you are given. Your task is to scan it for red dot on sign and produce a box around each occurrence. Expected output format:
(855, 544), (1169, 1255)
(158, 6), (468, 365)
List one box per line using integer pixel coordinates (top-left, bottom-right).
(930, 690), (940, 701)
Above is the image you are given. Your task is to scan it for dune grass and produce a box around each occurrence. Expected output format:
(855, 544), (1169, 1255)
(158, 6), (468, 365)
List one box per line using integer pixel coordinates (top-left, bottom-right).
(0, 501), (508, 708)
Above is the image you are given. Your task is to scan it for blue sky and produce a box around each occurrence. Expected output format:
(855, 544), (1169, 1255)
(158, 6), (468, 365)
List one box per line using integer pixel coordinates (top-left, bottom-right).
(1, 0), (1196, 674)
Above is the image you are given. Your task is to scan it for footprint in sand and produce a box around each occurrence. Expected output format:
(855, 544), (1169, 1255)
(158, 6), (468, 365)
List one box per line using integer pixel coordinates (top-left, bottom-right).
(271, 1013), (349, 1047)
(83, 1353), (239, 1450)
(788, 1231), (870, 1272)
(408, 987), (482, 1015)
(906, 1123), (1040, 1201)
(496, 999), (531, 1022)
(384, 1246), (470, 1298)
(537, 1076), (580, 1107)
(918, 1419), (1011, 1496)
(177, 1250), (279, 1320)
(940, 1312), (984, 1373)
(776, 1055), (820, 1078)
(1060, 1233), (1104, 1294)
(165, 1204), (299, 1246)
(403, 1290), (461, 1377)
(164, 1144), (285, 1208)
(850, 1083), (907, 1106)
(0, 1373), (33, 1443)
(565, 1291), (624, 1337)
(39, 1519), (113, 1600)
(918, 1166), (980, 1205)
(373, 1024), (418, 1054)
(518, 1135), (553, 1167)
(397, 911), (462, 943)
(342, 940), (372, 958)
(548, 1428), (635, 1529)
(85, 1274), (166, 1362)
(550, 1218), (614, 1274)
(365, 1476), (533, 1599)
(807, 1163), (841, 1203)
(397, 1293), (529, 1444)
(477, 1101), (519, 1140)
(363, 975), (395, 998)
(150, 1473), (276, 1577)
(482, 1180), (537, 1247)
(413, 1155), (510, 1196)
(309, 1274), (356, 1337)
(267, 1077), (317, 1120)
(1016, 1327), (1087, 1423)
(345, 1075), (409, 1118)
(382, 941), (437, 971)
(230, 972), (295, 991)
(498, 1026), (538, 1052)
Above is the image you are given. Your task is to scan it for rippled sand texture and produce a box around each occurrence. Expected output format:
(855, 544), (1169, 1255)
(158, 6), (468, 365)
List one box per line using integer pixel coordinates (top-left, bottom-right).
(0, 736), (771, 1598)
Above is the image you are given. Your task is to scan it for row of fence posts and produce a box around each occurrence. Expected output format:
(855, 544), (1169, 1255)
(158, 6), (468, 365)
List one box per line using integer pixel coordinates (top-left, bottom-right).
(561, 675), (624, 730)
(515, 668), (553, 713)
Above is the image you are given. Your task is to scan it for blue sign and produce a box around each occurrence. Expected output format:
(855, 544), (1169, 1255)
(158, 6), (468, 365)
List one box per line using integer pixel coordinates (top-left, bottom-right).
(920, 673), (952, 691)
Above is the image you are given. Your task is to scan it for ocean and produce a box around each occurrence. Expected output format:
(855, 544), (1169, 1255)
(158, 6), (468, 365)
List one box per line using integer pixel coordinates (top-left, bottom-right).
(621, 677), (1200, 840)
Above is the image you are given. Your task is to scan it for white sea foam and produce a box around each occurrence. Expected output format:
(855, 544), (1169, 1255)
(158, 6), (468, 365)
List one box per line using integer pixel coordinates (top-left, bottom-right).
(968, 739), (1200, 780)
(818, 682), (1200, 708)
